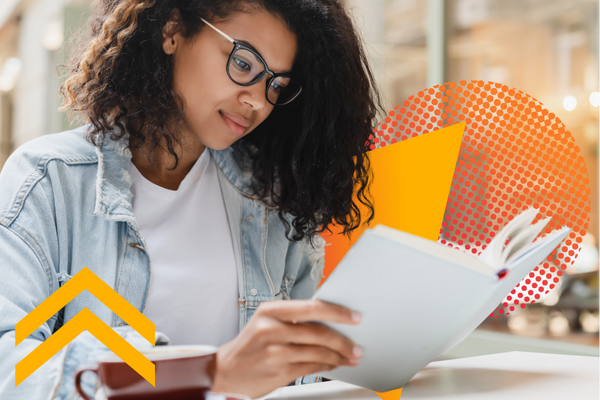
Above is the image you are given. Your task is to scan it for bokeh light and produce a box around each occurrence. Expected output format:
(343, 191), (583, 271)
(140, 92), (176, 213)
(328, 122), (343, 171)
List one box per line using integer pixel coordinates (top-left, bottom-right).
(563, 96), (577, 111)
(589, 92), (599, 107)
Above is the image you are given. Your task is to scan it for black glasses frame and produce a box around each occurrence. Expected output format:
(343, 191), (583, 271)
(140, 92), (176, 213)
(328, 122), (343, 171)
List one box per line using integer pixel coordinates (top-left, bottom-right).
(226, 43), (301, 106)
(201, 17), (302, 106)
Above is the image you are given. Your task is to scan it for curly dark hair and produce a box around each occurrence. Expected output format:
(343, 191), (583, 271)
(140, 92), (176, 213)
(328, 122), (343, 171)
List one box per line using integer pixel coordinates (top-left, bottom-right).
(60, 0), (384, 242)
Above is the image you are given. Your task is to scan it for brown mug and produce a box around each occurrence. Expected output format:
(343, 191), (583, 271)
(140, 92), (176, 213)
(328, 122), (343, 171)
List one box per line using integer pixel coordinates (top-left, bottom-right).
(74, 345), (218, 400)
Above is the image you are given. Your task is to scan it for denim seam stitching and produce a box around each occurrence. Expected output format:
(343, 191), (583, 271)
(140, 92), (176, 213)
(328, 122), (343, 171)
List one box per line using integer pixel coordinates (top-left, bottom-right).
(241, 198), (248, 302)
(136, 229), (151, 316)
(0, 154), (98, 227)
(8, 222), (53, 293)
(242, 299), (273, 308)
(0, 159), (37, 226)
(261, 206), (275, 296)
(216, 163), (247, 324)
(113, 227), (131, 327)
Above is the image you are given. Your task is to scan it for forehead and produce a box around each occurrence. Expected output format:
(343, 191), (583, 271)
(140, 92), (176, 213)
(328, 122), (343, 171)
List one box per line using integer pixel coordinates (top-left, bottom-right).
(211, 10), (297, 73)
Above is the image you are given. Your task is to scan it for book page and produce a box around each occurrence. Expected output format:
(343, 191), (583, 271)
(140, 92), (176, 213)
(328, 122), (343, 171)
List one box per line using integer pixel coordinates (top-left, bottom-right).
(505, 226), (571, 268)
(372, 225), (495, 277)
(503, 217), (552, 265)
(478, 207), (540, 270)
(435, 226), (571, 358)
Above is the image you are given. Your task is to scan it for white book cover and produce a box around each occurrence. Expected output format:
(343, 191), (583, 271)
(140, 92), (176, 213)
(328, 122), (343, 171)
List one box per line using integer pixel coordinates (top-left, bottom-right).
(313, 207), (571, 392)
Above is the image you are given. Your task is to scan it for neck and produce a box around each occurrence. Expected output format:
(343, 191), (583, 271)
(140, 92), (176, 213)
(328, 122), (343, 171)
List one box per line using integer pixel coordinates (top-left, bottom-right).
(130, 136), (206, 190)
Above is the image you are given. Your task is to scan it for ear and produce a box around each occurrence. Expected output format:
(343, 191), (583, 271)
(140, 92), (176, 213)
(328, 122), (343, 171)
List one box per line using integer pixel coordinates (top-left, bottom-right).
(162, 8), (183, 55)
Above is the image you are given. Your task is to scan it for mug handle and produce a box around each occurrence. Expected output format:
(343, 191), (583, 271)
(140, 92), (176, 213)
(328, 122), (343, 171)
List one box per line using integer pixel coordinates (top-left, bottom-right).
(74, 365), (99, 400)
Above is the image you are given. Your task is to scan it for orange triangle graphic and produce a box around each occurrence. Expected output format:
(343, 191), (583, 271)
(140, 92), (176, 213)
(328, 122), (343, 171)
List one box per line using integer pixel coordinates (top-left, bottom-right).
(375, 387), (403, 400)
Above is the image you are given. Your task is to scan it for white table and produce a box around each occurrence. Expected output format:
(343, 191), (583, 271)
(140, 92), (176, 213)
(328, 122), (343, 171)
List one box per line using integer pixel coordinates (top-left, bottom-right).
(258, 352), (599, 400)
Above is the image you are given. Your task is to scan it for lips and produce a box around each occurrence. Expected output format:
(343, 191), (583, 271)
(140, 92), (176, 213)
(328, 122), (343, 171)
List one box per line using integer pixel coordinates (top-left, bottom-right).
(221, 112), (251, 127)
(220, 111), (251, 137)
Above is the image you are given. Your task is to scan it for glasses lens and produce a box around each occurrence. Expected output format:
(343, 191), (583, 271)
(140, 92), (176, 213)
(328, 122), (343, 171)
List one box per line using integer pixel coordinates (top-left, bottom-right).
(228, 47), (301, 105)
(228, 48), (265, 84)
(268, 76), (301, 105)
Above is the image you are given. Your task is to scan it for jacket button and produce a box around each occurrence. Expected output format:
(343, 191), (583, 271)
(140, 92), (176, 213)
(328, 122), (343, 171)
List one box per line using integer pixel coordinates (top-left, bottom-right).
(246, 214), (253, 221)
(250, 288), (258, 296)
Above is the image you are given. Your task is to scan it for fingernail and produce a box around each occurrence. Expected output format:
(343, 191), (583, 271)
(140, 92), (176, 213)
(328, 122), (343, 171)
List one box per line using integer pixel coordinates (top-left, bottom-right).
(353, 345), (363, 358)
(351, 311), (362, 323)
(349, 357), (361, 365)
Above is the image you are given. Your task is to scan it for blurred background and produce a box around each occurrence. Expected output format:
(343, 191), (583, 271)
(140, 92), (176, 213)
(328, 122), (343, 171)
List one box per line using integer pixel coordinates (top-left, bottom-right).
(0, 0), (597, 356)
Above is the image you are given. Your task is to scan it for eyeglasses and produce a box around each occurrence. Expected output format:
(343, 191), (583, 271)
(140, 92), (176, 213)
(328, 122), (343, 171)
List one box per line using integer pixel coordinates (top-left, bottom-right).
(201, 18), (302, 106)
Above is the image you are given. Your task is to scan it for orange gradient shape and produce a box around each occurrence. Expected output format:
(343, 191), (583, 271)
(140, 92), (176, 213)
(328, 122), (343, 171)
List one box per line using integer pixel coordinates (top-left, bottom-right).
(375, 387), (403, 400)
(321, 122), (465, 283)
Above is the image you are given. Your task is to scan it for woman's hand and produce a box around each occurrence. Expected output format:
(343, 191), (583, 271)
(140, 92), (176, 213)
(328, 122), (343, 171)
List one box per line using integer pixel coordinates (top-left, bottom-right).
(212, 299), (362, 398)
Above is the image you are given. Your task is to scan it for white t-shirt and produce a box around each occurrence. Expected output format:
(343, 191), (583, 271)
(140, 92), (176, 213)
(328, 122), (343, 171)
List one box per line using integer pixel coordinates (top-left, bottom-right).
(129, 149), (239, 346)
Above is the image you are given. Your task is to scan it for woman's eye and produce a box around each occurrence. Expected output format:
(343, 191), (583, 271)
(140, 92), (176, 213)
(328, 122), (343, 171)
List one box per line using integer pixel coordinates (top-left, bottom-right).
(270, 81), (288, 94)
(233, 57), (251, 72)
(271, 83), (282, 93)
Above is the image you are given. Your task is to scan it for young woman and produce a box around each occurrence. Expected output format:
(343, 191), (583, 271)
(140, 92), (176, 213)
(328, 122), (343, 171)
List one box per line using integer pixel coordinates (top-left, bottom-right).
(0, 0), (383, 398)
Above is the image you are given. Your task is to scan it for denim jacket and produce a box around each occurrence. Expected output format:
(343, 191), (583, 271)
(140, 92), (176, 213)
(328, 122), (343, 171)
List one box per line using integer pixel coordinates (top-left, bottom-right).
(0, 124), (326, 399)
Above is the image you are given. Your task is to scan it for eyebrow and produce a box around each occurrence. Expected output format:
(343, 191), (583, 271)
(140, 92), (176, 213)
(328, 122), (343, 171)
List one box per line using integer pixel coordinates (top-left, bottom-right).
(235, 38), (293, 75)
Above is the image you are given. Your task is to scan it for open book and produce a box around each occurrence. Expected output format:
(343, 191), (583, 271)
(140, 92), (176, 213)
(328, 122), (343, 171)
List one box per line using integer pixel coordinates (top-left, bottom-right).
(313, 207), (571, 392)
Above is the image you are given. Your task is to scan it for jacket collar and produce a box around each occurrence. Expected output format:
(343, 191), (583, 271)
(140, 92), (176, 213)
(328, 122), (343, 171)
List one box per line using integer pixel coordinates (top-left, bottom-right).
(92, 130), (137, 225)
(92, 127), (261, 226)
(209, 143), (280, 209)
(209, 144), (256, 198)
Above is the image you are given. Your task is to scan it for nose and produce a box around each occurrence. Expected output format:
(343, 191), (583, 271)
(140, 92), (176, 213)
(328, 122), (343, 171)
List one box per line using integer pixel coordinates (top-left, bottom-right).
(238, 76), (269, 111)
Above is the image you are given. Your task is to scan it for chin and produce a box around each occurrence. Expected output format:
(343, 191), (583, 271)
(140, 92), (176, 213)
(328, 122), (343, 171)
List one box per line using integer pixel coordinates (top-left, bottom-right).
(204, 135), (239, 151)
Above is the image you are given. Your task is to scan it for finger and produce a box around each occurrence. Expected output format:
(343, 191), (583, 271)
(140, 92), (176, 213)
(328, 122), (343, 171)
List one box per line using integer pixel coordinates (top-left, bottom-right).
(266, 321), (360, 361)
(281, 344), (360, 366)
(257, 299), (362, 325)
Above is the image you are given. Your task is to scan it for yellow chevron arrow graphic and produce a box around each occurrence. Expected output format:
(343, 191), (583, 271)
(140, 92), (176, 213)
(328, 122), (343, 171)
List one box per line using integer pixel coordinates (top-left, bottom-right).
(15, 267), (155, 386)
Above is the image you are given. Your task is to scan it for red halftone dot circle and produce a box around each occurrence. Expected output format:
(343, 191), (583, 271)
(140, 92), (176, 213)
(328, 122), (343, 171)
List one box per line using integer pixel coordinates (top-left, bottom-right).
(368, 81), (590, 318)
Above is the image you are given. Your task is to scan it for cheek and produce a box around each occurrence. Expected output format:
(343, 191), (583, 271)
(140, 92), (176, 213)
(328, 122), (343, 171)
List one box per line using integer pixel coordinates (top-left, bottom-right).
(174, 54), (225, 112)
(172, 39), (234, 111)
